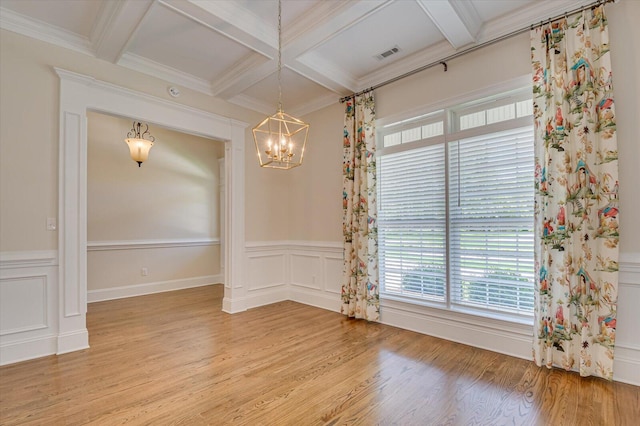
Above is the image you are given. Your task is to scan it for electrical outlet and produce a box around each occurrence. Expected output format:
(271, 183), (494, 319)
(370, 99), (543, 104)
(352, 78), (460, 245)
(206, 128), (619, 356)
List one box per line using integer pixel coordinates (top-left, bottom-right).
(141, 267), (149, 276)
(47, 217), (57, 231)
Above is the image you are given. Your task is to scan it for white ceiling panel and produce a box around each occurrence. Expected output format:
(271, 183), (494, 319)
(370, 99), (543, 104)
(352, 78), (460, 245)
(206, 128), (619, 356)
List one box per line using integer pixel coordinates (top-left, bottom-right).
(127, 2), (254, 81)
(309, 0), (445, 79)
(0, 0), (597, 115)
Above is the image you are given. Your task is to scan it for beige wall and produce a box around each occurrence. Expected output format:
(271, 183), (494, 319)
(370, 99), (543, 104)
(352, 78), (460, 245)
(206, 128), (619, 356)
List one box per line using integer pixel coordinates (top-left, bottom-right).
(0, 29), (290, 252)
(87, 112), (224, 241)
(86, 112), (224, 290)
(297, 1), (640, 257)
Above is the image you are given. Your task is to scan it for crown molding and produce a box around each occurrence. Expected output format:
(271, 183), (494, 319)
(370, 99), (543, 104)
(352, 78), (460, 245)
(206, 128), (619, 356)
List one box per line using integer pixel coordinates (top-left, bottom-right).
(118, 52), (214, 96)
(290, 93), (340, 117)
(228, 94), (275, 116)
(0, 7), (94, 56)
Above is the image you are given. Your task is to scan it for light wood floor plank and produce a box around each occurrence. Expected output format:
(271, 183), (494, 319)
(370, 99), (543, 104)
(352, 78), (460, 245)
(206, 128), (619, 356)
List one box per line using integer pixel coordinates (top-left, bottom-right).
(0, 285), (637, 425)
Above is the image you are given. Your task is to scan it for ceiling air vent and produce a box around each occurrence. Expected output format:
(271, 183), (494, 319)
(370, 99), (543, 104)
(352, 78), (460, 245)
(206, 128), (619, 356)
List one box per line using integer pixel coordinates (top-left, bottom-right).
(376, 46), (401, 60)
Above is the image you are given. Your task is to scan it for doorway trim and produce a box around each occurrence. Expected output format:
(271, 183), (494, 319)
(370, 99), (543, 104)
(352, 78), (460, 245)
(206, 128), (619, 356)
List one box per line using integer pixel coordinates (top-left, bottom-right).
(56, 68), (247, 354)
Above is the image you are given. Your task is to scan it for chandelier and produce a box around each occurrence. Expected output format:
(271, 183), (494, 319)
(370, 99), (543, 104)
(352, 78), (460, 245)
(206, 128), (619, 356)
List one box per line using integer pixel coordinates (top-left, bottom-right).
(125, 121), (155, 167)
(252, 0), (309, 170)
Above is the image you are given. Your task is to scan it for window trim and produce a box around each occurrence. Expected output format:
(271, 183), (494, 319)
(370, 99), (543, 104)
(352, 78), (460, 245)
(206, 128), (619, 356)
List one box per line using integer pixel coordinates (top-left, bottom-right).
(376, 78), (535, 326)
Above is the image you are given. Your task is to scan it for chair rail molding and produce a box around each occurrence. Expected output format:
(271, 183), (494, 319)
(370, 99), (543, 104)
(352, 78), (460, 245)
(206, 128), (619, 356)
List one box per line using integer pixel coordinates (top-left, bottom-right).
(54, 67), (247, 360)
(87, 238), (220, 251)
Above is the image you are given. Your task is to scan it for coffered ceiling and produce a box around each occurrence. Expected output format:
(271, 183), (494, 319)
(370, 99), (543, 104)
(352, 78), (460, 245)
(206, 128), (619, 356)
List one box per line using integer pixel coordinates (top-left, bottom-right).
(0, 0), (593, 115)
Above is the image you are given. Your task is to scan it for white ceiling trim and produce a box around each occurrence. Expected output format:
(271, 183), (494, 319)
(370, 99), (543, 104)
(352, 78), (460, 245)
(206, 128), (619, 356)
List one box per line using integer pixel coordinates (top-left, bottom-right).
(91, 0), (154, 63)
(357, 39), (455, 92)
(0, 7), (94, 56)
(283, 0), (389, 60)
(213, 57), (278, 100)
(186, 0), (275, 47)
(228, 93), (275, 116)
(229, 91), (338, 119)
(160, 0), (276, 58)
(477, 0), (595, 42)
(293, 52), (358, 93)
(416, 0), (478, 49)
(118, 52), (214, 95)
(356, 0), (596, 94)
(290, 92), (340, 117)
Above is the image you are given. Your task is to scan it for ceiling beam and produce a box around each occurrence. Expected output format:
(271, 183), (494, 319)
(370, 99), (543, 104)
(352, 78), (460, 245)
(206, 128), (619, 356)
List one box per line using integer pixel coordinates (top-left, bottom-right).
(91, 0), (154, 63)
(416, 0), (480, 49)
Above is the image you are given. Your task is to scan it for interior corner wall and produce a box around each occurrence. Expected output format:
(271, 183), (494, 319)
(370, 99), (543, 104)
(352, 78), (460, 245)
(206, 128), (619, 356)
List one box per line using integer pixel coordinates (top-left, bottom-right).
(86, 112), (224, 299)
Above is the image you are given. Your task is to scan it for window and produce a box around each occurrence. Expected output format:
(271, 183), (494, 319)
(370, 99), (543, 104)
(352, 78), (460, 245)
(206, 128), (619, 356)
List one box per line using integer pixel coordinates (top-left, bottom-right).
(377, 88), (534, 319)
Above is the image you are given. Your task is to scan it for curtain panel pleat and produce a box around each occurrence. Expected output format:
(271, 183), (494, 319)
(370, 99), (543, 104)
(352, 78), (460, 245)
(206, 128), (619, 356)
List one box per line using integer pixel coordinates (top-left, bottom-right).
(340, 93), (379, 321)
(531, 5), (619, 380)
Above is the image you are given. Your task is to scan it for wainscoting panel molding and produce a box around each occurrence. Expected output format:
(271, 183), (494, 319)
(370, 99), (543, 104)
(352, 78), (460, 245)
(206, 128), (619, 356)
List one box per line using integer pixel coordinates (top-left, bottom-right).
(290, 253), (322, 290)
(0, 251), (58, 365)
(323, 255), (344, 295)
(244, 241), (342, 312)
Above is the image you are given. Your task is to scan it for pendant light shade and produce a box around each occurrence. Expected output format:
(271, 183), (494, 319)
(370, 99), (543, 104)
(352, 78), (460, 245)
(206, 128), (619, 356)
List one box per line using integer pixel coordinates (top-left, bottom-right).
(252, 0), (309, 170)
(125, 121), (155, 167)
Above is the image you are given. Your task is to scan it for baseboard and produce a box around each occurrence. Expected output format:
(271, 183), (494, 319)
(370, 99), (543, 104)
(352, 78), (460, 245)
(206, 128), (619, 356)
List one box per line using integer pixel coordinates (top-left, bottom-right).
(87, 274), (223, 303)
(222, 296), (246, 314)
(57, 329), (89, 355)
(290, 288), (340, 313)
(222, 286), (289, 314)
(244, 287), (289, 310)
(613, 344), (640, 386)
(0, 335), (58, 366)
(380, 302), (533, 360)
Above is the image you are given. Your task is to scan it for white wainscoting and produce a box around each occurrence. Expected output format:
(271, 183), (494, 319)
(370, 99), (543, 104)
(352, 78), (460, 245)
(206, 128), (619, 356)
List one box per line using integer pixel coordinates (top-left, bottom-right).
(245, 242), (640, 385)
(0, 251), (59, 365)
(614, 253), (640, 385)
(244, 241), (342, 311)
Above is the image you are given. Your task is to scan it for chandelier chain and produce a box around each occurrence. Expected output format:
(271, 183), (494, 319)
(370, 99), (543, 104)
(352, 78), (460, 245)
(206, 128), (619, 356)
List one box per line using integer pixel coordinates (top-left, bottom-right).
(277, 0), (282, 112)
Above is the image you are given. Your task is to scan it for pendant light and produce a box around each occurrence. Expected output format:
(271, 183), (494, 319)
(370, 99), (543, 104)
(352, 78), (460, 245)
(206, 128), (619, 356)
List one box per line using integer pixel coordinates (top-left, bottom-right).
(125, 121), (155, 167)
(252, 0), (309, 170)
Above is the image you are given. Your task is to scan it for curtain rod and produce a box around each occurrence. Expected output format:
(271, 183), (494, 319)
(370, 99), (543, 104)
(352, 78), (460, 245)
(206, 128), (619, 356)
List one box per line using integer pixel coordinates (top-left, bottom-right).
(339, 0), (615, 103)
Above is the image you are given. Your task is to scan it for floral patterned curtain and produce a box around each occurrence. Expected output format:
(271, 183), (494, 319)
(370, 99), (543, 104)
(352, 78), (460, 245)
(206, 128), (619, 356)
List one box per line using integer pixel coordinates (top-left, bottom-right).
(340, 93), (379, 321)
(531, 5), (619, 380)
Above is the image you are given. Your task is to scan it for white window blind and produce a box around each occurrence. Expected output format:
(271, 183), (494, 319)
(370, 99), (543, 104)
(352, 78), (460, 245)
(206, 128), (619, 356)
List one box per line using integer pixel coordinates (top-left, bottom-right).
(448, 126), (534, 314)
(378, 144), (446, 301)
(377, 87), (534, 319)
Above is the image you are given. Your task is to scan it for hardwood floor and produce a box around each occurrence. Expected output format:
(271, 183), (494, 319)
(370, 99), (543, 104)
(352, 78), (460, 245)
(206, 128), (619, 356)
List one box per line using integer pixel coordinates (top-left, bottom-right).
(0, 285), (637, 425)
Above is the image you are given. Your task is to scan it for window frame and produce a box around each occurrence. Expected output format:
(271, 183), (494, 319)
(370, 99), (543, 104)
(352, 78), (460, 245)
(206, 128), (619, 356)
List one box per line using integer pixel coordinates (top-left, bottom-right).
(376, 84), (535, 325)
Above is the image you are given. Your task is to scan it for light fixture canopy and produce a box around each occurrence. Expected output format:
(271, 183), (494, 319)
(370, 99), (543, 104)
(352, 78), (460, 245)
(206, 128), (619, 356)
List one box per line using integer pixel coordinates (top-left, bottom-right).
(125, 121), (155, 167)
(252, 0), (309, 170)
